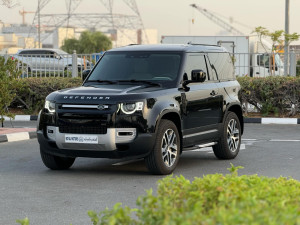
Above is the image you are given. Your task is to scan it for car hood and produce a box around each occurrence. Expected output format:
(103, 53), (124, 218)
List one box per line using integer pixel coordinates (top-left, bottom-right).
(51, 84), (165, 104)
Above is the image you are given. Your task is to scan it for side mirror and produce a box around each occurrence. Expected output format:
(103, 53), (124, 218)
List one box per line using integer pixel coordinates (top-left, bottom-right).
(191, 70), (206, 83)
(82, 69), (91, 81)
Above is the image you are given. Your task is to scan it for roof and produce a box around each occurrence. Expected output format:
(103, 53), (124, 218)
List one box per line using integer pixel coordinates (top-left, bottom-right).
(108, 44), (228, 53)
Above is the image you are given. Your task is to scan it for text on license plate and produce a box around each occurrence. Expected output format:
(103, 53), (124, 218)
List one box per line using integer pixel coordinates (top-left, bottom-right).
(65, 134), (98, 144)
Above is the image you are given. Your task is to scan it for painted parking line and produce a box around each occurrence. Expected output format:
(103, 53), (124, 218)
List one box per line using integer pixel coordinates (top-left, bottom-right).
(269, 139), (300, 142)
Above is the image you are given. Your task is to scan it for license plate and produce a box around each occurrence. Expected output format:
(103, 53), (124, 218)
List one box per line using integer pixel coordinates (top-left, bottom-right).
(65, 134), (98, 144)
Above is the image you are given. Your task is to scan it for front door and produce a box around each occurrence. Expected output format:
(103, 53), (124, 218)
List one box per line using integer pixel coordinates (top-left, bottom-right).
(181, 54), (222, 146)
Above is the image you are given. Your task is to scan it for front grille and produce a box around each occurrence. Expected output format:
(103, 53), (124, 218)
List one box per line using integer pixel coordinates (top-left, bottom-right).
(57, 114), (108, 134)
(59, 126), (107, 134)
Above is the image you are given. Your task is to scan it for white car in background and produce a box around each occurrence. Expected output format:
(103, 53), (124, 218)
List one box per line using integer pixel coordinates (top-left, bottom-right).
(14, 48), (91, 73)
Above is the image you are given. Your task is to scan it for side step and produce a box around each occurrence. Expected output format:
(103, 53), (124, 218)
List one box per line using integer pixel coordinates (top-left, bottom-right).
(183, 142), (217, 151)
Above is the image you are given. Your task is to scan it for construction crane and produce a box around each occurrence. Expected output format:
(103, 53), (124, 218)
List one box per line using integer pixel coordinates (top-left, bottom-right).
(190, 4), (245, 36)
(19, 8), (35, 25)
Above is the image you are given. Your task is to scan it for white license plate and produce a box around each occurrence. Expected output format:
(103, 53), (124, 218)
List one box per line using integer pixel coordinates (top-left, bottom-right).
(65, 134), (98, 144)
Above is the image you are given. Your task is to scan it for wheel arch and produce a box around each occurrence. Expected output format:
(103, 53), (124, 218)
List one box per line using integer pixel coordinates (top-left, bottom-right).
(225, 104), (244, 135)
(160, 112), (181, 132)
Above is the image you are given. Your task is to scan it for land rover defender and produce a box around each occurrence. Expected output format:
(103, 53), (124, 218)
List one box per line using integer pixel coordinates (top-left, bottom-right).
(37, 44), (244, 175)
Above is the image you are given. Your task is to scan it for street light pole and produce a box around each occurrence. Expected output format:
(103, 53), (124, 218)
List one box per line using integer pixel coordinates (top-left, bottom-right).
(38, 0), (41, 48)
(284, 0), (290, 75)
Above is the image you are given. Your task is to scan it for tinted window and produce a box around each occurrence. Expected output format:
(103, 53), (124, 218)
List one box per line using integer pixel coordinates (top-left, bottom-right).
(88, 52), (182, 81)
(183, 54), (209, 81)
(207, 52), (234, 80)
(18, 51), (33, 57)
(19, 50), (55, 58)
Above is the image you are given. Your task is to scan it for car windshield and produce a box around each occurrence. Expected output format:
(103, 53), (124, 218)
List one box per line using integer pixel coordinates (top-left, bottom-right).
(87, 52), (182, 82)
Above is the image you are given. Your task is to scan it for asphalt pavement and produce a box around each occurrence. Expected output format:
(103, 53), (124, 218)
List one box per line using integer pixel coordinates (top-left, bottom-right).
(2, 121), (37, 128)
(0, 123), (299, 224)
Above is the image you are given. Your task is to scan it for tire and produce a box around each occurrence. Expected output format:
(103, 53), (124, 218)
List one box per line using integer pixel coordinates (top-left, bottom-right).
(40, 147), (75, 170)
(145, 119), (181, 175)
(213, 112), (241, 159)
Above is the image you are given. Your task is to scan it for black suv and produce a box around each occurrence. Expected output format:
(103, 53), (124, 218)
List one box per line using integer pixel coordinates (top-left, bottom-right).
(37, 44), (243, 175)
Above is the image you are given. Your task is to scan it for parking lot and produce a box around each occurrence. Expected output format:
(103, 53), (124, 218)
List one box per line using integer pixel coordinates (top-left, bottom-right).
(0, 123), (300, 224)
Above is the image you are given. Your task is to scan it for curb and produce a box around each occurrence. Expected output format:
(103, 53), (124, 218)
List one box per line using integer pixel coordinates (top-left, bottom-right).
(3, 115), (38, 121)
(4, 115), (300, 125)
(0, 131), (37, 144)
(244, 117), (300, 125)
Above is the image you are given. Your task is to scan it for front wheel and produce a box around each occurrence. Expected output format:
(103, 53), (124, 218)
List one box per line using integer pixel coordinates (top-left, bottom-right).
(145, 119), (181, 175)
(40, 147), (75, 170)
(213, 112), (241, 159)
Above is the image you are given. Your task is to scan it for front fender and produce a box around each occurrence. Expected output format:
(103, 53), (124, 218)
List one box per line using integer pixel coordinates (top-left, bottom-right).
(144, 98), (181, 133)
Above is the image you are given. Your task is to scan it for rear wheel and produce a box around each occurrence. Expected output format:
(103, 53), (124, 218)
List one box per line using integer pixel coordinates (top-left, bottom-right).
(213, 112), (241, 159)
(40, 147), (75, 170)
(145, 119), (180, 175)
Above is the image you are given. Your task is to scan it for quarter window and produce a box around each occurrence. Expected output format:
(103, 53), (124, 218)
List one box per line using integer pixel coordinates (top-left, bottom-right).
(207, 52), (234, 80)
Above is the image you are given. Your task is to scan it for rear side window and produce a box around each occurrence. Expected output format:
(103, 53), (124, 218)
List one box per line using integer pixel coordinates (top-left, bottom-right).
(18, 50), (52, 58)
(207, 52), (234, 80)
(18, 51), (33, 56)
(19, 50), (38, 57)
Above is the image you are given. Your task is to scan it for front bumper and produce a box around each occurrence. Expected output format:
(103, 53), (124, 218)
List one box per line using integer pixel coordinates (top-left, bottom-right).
(37, 127), (155, 159)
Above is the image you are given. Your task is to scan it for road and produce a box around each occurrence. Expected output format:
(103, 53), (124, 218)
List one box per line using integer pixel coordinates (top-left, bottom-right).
(0, 124), (299, 225)
(3, 121), (37, 128)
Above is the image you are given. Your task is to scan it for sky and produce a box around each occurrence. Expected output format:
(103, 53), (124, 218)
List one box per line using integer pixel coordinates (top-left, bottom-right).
(1, 0), (300, 43)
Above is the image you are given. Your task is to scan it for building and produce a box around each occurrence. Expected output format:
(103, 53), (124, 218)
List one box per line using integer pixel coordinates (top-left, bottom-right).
(53, 27), (75, 49)
(0, 23), (158, 53)
(0, 24), (40, 54)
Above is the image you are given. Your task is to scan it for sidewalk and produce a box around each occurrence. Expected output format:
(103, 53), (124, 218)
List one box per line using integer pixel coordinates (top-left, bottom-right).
(0, 127), (36, 143)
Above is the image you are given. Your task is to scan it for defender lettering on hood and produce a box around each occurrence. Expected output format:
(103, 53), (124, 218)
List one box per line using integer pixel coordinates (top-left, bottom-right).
(63, 96), (110, 100)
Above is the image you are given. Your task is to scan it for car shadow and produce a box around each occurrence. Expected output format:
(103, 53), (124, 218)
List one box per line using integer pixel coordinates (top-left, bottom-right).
(39, 150), (224, 177)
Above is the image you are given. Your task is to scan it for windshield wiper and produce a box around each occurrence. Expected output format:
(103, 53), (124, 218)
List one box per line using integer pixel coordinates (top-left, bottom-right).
(117, 79), (161, 87)
(85, 80), (117, 84)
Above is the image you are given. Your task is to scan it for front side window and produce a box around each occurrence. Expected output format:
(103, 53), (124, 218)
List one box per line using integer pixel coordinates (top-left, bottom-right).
(88, 52), (182, 82)
(257, 54), (270, 68)
(183, 54), (209, 81)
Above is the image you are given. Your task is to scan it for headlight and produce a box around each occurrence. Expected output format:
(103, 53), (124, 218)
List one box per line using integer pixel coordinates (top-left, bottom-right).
(120, 102), (143, 114)
(45, 100), (56, 113)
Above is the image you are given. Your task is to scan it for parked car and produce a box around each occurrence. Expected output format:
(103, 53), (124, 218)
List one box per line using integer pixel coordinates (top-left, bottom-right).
(14, 48), (90, 73)
(37, 44), (244, 175)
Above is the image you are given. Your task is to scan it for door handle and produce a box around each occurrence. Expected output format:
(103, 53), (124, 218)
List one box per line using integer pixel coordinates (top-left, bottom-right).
(210, 90), (216, 96)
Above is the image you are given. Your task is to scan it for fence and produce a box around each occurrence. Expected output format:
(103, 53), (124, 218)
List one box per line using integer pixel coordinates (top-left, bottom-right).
(232, 52), (300, 77)
(1, 51), (300, 78)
